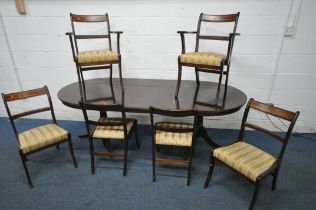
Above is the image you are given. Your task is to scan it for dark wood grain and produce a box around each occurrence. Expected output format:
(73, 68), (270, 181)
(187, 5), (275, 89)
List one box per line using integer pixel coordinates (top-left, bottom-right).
(71, 14), (108, 22)
(58, 78), (247, 116)
(3, 86), (47, 101)
(201, 13), (240, 22)
(250, 99), (296, 121)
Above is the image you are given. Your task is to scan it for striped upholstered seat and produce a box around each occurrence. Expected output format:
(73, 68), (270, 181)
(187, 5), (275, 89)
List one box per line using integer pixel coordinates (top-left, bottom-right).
(155, 122), (193, 147)
(214, 141), (276, 182)
(77, 50), (119, 64)
(18, 124), (69, 154)
(92, 117), (133, 139)
(180, 52), (226, 67)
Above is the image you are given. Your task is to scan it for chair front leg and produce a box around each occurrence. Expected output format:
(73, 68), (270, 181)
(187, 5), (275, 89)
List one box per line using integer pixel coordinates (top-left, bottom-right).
(249, 181), (261, 210)
(67, 133), (78, 168)
(215, 65), (224, 105)
(175, 57), (182, 98)
(19, 151), (33, 188)
(56, 144), (60, 150)
(204, 150), (215, 189)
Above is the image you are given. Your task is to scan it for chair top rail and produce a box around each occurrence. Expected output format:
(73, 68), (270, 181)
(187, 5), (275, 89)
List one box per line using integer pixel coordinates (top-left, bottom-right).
(2, 86), (47, 102)
(150, 106), (196, 117)
(71, 14), (108, 22)
(201, 13), (240, 22)
(80, 101), (123, 112)
(250, 99), (297, 121)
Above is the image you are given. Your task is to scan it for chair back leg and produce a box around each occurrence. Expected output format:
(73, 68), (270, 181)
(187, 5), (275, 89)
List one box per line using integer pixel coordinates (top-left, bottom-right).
(89, 138), (95, 175)
(175, 57), (182, 98)
(134, 122), (140, 148)
(187, 147), (194, 186)
(118, 59), (125, 95)
(123, 139), (128, 176)
(152, 143), (156, 182)
(271, 167), (280, 191)
(195, 68), (200, 87)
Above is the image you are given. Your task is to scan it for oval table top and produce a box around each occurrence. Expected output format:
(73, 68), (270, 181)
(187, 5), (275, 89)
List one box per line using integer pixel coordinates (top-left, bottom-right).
(58, 78), (247, 117)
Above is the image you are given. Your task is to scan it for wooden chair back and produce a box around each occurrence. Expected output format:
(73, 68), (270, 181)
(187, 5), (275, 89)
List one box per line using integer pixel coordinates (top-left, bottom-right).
(238, 98), (300, 161)
(2, 86), (56, 140)
(195, 12), (240, 63)
(70, 13), (112, 54)
(149, 106), (198, 136)
(79, 99), (128, 139)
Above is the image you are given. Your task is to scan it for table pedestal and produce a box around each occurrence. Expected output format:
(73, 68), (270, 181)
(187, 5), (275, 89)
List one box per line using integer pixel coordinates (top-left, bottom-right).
(196, 116), (220, 148)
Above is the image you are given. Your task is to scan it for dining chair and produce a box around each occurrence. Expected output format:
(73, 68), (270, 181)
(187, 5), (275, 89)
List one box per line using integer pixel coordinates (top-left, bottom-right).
(203, 98), (300, 210)
(174, 13), (240, 106)
(66, 13), (124, 100)
(80, 99), (139, 176)
(149, 106), (198, 186)
(1, 86), (78, 188)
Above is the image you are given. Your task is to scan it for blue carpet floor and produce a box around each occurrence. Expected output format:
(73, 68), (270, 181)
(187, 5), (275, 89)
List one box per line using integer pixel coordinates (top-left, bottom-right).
(0, 117), (315, 210)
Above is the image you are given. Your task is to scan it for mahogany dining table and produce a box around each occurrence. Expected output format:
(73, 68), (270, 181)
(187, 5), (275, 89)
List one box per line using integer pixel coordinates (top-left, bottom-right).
(57, 78), (247, 147)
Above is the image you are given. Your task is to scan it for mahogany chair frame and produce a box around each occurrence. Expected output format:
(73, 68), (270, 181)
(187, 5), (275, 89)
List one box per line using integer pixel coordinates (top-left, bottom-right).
(203, 98), (300, 210)
(150, 107), (198, 186)
(2, 86), (78, 188)
(66, 13), (124, 100)
(80, 100), (139, 176)
(175, 12), (240, 106)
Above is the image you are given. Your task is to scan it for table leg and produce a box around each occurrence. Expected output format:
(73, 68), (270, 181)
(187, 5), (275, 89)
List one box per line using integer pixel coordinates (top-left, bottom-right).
(196, 116), (220, 148)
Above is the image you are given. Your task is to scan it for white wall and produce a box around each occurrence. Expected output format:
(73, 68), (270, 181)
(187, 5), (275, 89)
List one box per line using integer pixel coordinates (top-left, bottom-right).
(0, 0), (315, 132)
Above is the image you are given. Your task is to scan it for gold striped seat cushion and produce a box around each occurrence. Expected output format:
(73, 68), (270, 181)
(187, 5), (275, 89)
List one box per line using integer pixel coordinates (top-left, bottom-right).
(214, 141), (276, 182)
(92, 118), (133, 139)
(155, 122), (193, 147)
(77, 50), (119, 64)
(18, 124), (68, 154)
(180, 52), (226, 67)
